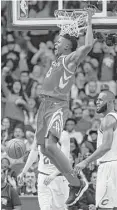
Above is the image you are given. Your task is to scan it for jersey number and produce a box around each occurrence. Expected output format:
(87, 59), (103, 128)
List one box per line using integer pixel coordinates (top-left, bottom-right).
(43, 157), (50, 165)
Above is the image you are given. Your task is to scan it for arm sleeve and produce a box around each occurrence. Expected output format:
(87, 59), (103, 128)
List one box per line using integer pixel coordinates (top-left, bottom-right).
(11, 187), (21, 207)
(60, 131), (70, 159)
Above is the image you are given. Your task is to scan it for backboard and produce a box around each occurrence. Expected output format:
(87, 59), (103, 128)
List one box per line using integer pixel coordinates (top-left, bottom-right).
(7, 0), (117, 31)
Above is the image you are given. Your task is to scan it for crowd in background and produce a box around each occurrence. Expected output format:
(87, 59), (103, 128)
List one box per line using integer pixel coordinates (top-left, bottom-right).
(1, 1), (117, 210)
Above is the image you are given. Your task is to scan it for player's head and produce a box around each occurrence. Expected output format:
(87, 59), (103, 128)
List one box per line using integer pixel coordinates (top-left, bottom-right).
(54, 33), (77, 57)
(96, 90), (115, 114)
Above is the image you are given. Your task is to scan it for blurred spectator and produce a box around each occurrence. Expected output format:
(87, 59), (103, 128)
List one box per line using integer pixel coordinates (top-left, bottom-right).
(24, 97), (38, 129)
(2, 34), (21, 70)
(78, 89), (87, 101)
(1, 117), (13, 145)
(20, 71), (35, 98)
(80, 142), (90, 159)
(29, 65), (44, 84)
(13, 124), (28, 145)
(101, 43), (115, 81)
(84, 101), (96, 123)
(65, 118), (83, 145)
(1, 157), (11, 170)
(31, 42), (55, 76)
(1, 157), (18, 190)
(70, 137), (81, 160)
(35, 84), (43, 106)
(84, 130), (98, 153)
(1, 67), (28, 128)
(82, 97), (89, 112)
(78, 170), (97, 210)
(101, 80), (116, 95)
(91, 118), (101, 131)
(73, 107), (92, 135)
(85, 79), (99, 101)
(13, 124), (24, 138)
(83, 62), (97, 82)
(71, 72), (86, 100)
(70, 98), (82, 111)
(1, 168), (21, 210)
(69, 153), (76, 169)
(18, 169), (37, 196)
(115, 96), (117, 112)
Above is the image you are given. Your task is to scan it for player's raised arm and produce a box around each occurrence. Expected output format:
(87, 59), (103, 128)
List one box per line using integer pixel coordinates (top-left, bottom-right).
(65, 9), (94, 68)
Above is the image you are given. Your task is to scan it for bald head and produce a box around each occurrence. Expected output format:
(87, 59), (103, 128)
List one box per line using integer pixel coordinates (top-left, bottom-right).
(101, 90), (115, 102)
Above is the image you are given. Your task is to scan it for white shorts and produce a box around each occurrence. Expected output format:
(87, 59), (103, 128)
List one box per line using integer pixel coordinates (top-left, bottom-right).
(96, 160), (117, 208)
(38, 173), (69, 210)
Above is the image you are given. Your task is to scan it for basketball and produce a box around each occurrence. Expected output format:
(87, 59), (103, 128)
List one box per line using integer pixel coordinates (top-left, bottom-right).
(6, 139), (26, 159)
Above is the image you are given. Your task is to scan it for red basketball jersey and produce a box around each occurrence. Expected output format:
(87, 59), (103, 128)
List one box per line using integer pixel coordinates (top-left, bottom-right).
(40, 56), (75, 101)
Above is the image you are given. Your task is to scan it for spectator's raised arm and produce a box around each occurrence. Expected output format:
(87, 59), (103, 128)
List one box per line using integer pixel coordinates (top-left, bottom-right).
(31, 42), (47, 65)
(1, 67), (11, 98)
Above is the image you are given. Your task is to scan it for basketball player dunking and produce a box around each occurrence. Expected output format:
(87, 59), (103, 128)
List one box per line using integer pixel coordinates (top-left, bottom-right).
(75, 90), (117, 210)
(19, 10), (93, 205)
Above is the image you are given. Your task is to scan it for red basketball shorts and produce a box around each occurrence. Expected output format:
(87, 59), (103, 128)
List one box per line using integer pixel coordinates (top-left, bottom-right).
(36, 98), (69, 145)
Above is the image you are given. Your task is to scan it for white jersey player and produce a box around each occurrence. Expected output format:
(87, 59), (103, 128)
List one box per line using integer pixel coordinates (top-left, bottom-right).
(75, 90), (117, 210)
(18, 130), (70, 210)
(38, 130), (70, 210)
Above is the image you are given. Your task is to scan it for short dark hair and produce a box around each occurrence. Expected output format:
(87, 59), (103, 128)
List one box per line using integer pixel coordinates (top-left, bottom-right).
(1, 157), (11, 166)
(62, 34), (77, 52)
(73, 106), (82, 112)
(28, 168), (35, 173)
(14, 123), (25, 133)
(66, 118), (76, 124)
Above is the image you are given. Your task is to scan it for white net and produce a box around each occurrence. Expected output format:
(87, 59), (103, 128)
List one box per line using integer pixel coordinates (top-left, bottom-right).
(54, 10), (88, 37)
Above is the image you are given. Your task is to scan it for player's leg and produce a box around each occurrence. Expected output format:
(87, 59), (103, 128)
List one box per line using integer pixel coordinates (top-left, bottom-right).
(41, 128), (88, 206)
(38, 174), (53, 210)
(96, 162), (117, 210)
(44, 104), (82, 186)
(38, 102), (88, 205)
(40, 143), (66, 175)
(44, 132), (81, 186)
(49, 176), (68, 210)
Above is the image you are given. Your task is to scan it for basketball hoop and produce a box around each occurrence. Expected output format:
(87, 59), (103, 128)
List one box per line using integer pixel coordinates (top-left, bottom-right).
(54, 6), (96, 37)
